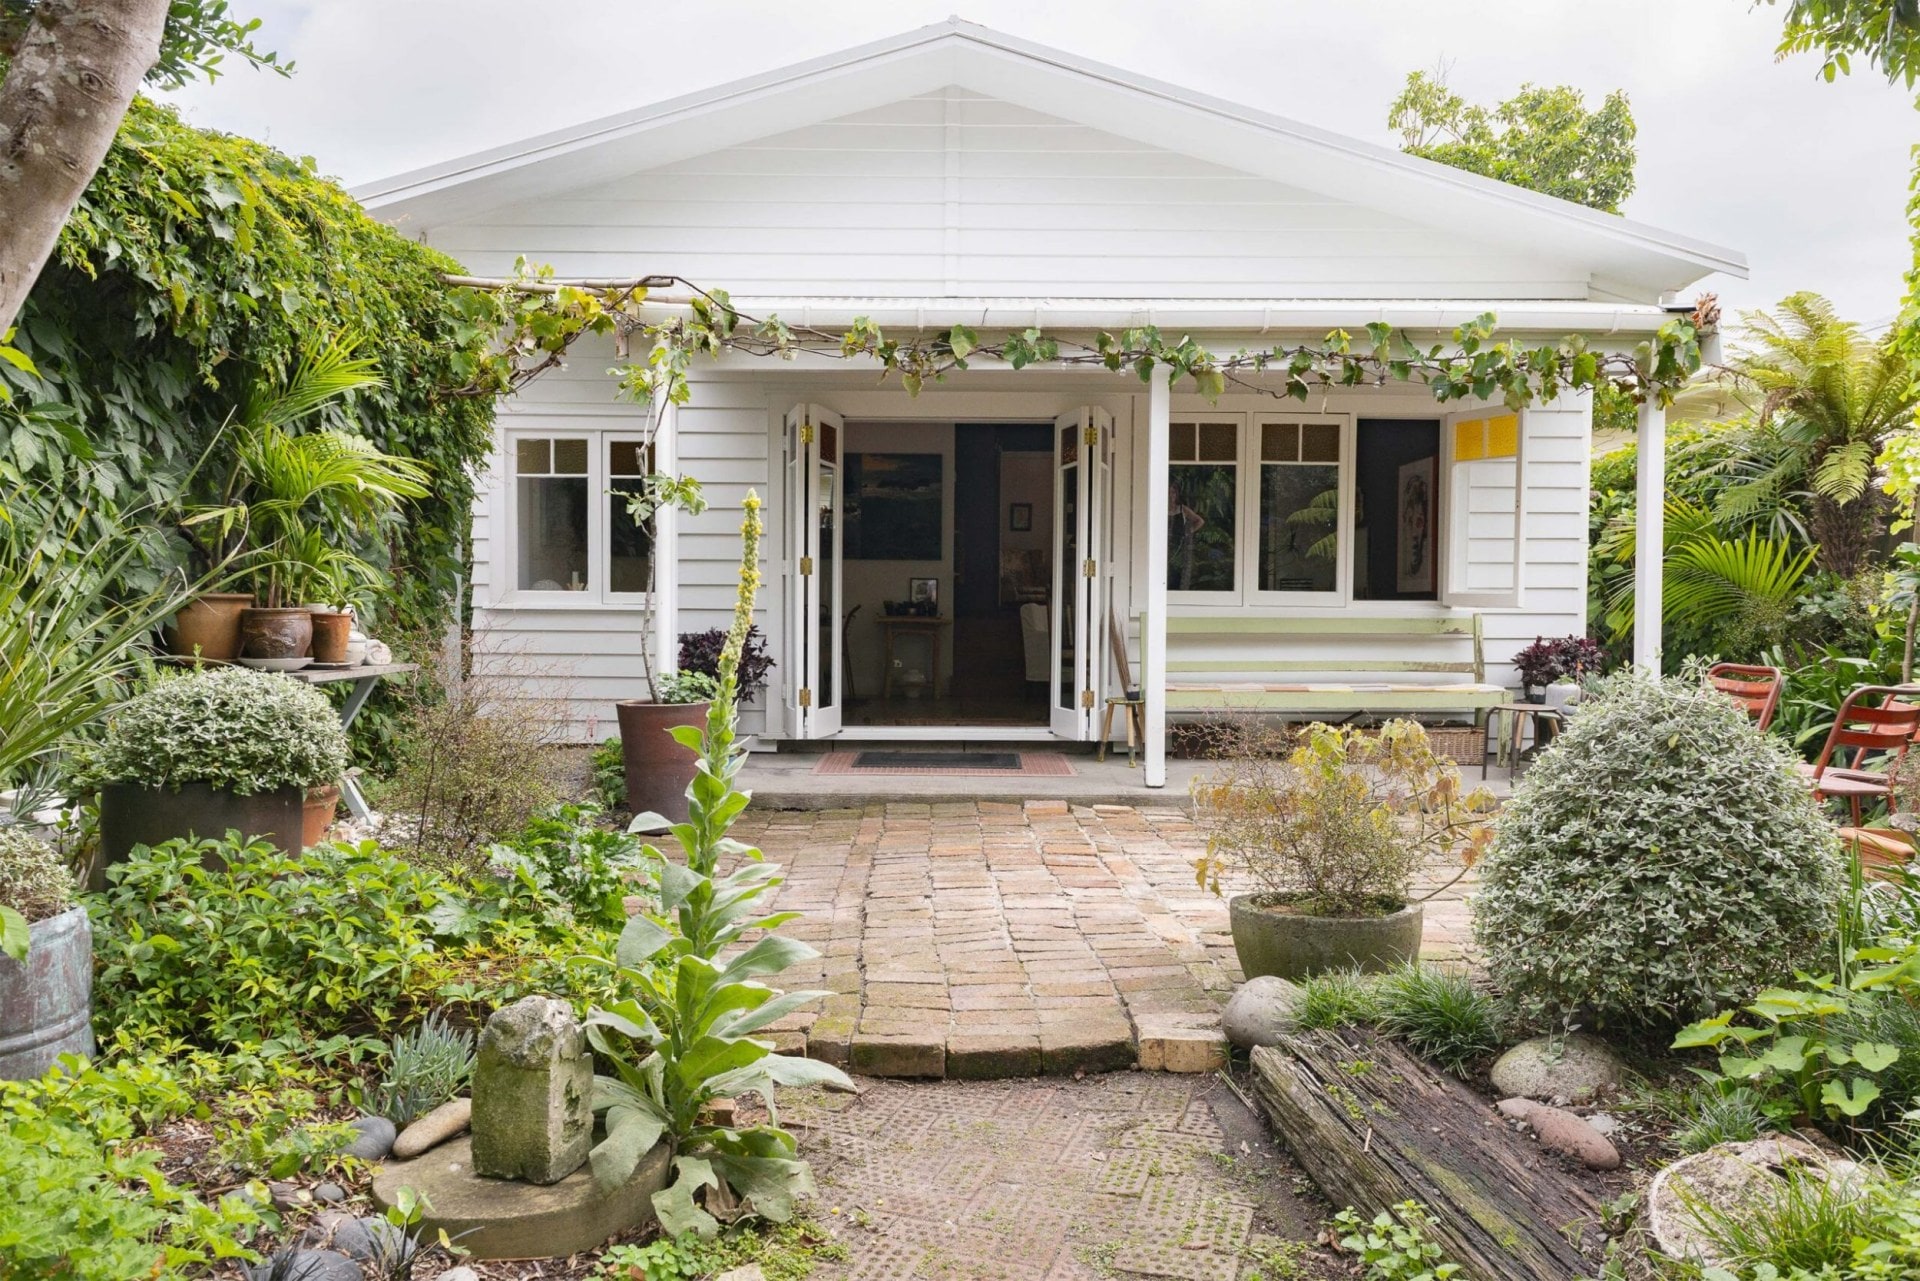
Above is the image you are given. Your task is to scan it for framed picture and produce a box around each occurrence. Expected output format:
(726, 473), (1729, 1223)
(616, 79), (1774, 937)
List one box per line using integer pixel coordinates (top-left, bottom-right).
(845, 452), (943, 560)
(909, 576), (939, 608)
(1009, 502), (1033, 532)
(1395, 457), (1436, 594)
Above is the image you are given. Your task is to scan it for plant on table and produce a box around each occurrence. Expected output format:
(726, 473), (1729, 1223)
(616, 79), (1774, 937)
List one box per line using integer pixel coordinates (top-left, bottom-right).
(1509, 634), (1604, 695)
(587, 492), (856, 1236)
(1475, 670), (1841, 1032)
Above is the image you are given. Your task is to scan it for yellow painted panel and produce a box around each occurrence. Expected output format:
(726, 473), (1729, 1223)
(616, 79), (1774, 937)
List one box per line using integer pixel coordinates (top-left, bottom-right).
(1486, 414), (1519, 459)
(1453, 418), (1485, 461)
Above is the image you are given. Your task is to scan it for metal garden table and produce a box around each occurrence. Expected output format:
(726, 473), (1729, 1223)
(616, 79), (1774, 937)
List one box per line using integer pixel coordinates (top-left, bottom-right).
(285, 662), (418, 821)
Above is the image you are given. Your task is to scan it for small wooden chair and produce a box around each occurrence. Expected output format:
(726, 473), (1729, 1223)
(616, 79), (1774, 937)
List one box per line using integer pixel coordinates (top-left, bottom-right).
(1836, 826), (1917, 881)
(1799, 685), (1920, 826)
(1098, 608), (1145, 766)
(1707, 662), (1783, 733)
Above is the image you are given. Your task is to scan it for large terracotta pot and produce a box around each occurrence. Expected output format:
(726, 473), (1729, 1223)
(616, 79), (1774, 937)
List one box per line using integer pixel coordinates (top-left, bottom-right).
(616, 700), (711, 827)
(164, 592), (254, 662)
(309, 611), (352, 664)
(239, 607), (312, 660)
(303, 784), (340, 848)
(1227, 893), (1424, 982)
(94, 781), (305, 888)
(0, 907), (93, 1081)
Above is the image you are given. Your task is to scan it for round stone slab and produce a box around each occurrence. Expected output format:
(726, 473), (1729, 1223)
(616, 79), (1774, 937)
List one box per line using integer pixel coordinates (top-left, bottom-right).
(371, 1135), (670, 1259)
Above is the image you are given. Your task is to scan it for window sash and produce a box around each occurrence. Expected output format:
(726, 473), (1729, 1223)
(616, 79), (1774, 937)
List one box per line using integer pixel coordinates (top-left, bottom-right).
(505, 429), (660, 606)
(1246, 414), (1351, 606)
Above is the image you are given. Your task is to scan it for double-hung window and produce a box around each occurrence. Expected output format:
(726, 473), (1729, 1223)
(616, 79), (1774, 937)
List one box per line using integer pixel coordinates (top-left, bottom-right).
(510, 431), (657, 603)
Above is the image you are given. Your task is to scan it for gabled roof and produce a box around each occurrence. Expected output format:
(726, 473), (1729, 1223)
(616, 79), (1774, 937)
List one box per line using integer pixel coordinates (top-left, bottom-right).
(356, 17), (1744, 298)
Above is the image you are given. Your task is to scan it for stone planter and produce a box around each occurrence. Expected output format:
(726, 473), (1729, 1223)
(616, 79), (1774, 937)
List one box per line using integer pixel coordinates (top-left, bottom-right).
(0, 906), (94, 1080)
(238, 606), (312, 660)
(95, 780), (305, 886)
(615, 700), (711, 826)
(163, 592), (254, 663)
(1228, 893), (1424, 981)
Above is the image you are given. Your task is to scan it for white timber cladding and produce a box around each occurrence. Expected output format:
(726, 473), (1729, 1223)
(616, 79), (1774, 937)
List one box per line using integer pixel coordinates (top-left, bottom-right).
(425, 89), (1591, 301)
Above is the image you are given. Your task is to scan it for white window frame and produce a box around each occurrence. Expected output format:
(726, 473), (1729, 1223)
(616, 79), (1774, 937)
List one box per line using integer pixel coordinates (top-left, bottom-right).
(501, 426), (661, 610)
(1245, 412), (1353, 609)
(1166, 414), (1249, 607)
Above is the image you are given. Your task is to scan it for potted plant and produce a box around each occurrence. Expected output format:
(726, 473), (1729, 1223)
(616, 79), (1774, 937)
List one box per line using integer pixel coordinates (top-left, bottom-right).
(612, 471), (712, 827)
(1509, 635), (1604, 701)
(163, 591), (257, 663)
(78, 667), (351, 879)
(678, 625), (774, 704)
(1542, 672), (1583, 716)
(0, 827), (93, 1080)
(1192, 720), (1495, 981)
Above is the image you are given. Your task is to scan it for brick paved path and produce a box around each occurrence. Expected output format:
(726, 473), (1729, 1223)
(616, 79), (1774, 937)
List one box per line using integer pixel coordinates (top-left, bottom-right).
(793, 1072), (1338, 1281)
(738, 801), (1475, 1080)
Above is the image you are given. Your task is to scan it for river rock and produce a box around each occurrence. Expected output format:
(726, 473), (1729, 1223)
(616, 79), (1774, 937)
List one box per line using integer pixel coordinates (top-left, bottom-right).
(250, 1250), (362, 1281)
(393, 1096), (472, 1159)
(439, 1270), (480, 1281)
(1496, 1097), (1621, 1170)
(1222, 976), (1305, 1049)
(471, 995), (594, 1185)
(344, 1114), (397, 1160)
(1490, 1033), (1623, 1103)
(300, 1210), (372, 1260)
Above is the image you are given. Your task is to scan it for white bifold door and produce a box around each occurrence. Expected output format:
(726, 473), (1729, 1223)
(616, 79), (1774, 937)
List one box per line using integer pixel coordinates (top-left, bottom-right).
(1051, 407), (1112, 739)
(784, 404), (844, 738)
(1439, 408), (1527, 610)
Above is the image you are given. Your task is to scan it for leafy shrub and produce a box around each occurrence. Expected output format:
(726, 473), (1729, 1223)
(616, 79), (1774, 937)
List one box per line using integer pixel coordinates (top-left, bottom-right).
(1193, 720), (1494, 917)
(485, 802), (649, 929)
(1475, 671), (1841, 1030)
(78, 667), (350, 794)
(374, 1012), (476, 1125)
(592, 736), (626, 808)
(1509, 634), (1605, 689)
(0, 825), (73, 922)
(91, 836), (445, 1045)
(1371, 965), (1502, 1074)
(679, 625), (774, 698)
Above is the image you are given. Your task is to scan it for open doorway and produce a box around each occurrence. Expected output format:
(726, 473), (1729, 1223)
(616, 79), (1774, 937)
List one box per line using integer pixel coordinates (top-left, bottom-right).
(840, 421), (1053, 727)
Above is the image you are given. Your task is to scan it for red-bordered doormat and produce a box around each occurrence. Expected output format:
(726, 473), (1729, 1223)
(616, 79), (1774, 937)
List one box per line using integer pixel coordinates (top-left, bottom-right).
(813, 750), (1077, 777)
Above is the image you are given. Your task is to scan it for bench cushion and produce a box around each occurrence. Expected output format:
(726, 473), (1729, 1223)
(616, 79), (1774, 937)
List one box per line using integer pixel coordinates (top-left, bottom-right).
(1165, 681), (1507, 710)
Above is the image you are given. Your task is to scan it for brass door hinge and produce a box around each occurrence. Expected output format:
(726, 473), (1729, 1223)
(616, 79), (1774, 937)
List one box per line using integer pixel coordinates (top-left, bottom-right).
(1083, 558), (1097, 578)
(799, 688), (813, 708)
(800, 556), (813, 576)
(1081, 689), (1095, 709)
(800, 423), (814, 445)
(1084, 425), (1099, 446)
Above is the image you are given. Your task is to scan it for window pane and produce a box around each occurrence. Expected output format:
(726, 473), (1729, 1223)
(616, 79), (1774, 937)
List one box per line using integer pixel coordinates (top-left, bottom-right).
(1198, 422), (1237, 462)
(518, 475), (589, 591)
(1258, 464), (1339, 593)
(1261, 422), (1298, 462)
(609, 478), (654, 594)
(1301, 423), (1341, 462)
(553, 438), (589, 474)
(609, 440), (649, 477)
(515, 438), (550, 474)
(1168, 464), (1236, 592)
(1169, 423), (1197, 462)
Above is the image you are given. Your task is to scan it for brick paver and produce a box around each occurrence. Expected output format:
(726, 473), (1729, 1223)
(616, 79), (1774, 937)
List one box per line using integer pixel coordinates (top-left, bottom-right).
(737, 801), (1476, 1079)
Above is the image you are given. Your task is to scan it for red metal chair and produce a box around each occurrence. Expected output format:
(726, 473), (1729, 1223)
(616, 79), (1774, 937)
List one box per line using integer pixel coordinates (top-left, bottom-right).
(1707, 662), (1784, 733)
(1799, 685), (1920, 826)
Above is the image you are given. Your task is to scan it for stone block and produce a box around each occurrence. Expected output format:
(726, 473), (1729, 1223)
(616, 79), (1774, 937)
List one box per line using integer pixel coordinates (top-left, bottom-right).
(1039, 1020), (1136, 1076)
(471, 996), (594, 1186)
(850, 1032), (946, 1078)
(946, 1032), (1042, 1079)
(1135, 1025), (1228, 1074)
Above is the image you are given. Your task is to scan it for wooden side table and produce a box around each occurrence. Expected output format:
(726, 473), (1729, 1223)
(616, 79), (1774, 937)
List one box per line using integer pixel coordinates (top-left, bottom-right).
(1486, 701), (1560, 779)
(287, 662), (418, 820)
(879, 616), (949, 700)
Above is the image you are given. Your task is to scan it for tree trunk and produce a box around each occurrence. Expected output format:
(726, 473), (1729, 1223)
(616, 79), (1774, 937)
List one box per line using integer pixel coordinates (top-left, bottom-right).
(0, 0), (168, 335)
(1808, 489), (1885, 579)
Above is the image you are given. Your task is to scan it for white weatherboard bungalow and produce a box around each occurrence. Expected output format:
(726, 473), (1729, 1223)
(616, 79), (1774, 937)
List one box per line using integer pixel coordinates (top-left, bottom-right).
(358, 20), (1740, 787)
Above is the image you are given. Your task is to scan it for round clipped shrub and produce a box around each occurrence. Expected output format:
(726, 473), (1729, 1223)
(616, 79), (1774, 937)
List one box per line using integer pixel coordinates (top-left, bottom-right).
(0, 827), (74, 923)
(1474, 670), (1840, 1030)
(81, 667), (351, 795)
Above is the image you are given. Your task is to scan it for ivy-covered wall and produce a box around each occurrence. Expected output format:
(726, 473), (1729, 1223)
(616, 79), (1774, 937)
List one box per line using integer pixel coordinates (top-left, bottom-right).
(0, 98), (497, 765)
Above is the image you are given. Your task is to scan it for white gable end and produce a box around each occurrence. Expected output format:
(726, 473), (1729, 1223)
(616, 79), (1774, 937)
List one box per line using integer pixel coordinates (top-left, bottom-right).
(428, 89), (1591, 302)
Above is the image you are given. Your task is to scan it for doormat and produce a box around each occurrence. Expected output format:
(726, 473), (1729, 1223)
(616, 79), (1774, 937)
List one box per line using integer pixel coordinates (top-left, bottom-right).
(813, 750), (1077, 777)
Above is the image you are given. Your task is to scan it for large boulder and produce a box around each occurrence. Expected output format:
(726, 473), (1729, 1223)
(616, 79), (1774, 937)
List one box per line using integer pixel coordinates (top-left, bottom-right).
(1648, 1136), (1870, 1267)
(1489, 1033), (1623, 1103)
(1222, 977), (1305, 1050)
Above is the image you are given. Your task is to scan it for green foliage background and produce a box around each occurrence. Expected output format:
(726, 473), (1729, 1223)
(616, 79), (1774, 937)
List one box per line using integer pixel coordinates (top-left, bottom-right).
(0, 98), (495, 766)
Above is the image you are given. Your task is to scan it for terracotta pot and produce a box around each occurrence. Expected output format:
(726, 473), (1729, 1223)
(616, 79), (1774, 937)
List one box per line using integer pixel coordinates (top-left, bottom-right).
(238, 607), (313, 660)
(616, 700), (711, 826)
(164, 593), (254, 662)
(0, 907), (93, 1081)
(303, 784), (340, 847)
(309, 611), (352, 664)
(94, 780), (305, 888)
(1227, 893), (1424, 982)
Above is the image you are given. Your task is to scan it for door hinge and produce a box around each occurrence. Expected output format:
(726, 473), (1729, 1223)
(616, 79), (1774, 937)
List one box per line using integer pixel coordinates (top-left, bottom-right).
(800, 556), (813, 576)
(1081, 689), (1095, 710)
(799, 688), (812, 708)
(1084, 425), (1099, 446)
(1083, 558), (1097, 579)
(799, 424), (814, 445)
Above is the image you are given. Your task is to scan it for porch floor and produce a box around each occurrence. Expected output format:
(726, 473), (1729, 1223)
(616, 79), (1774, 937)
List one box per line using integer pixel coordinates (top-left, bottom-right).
(737, 801), (1477, 1080)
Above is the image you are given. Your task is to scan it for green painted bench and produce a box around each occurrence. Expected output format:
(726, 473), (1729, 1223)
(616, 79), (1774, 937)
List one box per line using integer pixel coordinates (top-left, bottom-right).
(1140, 613), (1507, 721)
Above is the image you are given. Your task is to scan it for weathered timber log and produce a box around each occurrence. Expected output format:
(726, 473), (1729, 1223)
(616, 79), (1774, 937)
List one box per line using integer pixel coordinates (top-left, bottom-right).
(1250, 1028), (1602, 1281)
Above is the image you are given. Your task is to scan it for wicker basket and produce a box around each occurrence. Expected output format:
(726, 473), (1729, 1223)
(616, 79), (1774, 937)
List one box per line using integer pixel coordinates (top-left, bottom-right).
(1421, 725), (1488, 768)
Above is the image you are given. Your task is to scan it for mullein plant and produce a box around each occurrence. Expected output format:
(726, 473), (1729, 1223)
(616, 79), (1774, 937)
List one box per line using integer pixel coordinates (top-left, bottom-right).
(585, 492), (854, 1236)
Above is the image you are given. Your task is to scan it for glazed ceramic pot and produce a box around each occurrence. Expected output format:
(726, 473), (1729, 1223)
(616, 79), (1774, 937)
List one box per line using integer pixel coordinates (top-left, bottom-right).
(1227, 893), (1424, 981)
(309, 610), (352, 665)
(238, 607), (313, 660)
(616, 700), (712, 827)
(164, 593), (254, 662)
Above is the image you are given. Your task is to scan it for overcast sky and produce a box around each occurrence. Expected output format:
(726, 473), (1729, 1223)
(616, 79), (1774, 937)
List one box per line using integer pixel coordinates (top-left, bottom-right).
(166, 0), (1919, 329)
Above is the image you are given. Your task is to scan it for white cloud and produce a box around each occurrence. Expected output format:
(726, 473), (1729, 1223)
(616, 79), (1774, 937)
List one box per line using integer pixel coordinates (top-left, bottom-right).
(166, 0), (1919, 324)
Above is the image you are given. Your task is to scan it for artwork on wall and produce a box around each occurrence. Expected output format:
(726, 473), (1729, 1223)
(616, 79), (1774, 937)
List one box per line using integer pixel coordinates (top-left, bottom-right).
(909, 577), (939, 609)
(1008, 502), (1033, 532)
(845, 452), (943, 560)
(1395, 457), (1435, 594)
